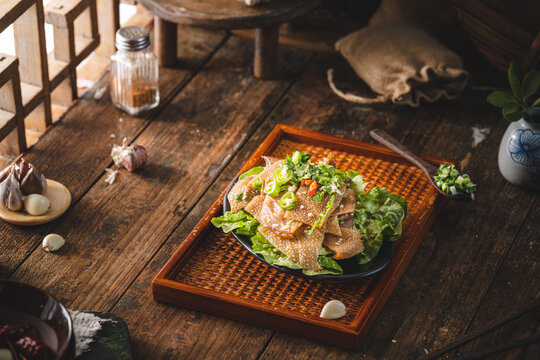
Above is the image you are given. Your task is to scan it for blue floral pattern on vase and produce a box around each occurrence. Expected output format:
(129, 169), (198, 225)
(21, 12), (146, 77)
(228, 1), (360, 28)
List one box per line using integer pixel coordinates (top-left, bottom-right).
(507, 129), (540, 167)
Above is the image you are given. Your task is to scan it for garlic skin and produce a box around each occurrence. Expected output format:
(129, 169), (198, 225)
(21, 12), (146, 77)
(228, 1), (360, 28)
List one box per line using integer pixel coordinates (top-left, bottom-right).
(17, 159), (47, 195)
(0, 170), (23, 211)
(320, 300), (347, 320)
(42, 234), (65, 252)
(0, 163), (14, 183)
(23, 194), (51, 215)
(111, 138), (147, 171)
(104, 168), (118, 185)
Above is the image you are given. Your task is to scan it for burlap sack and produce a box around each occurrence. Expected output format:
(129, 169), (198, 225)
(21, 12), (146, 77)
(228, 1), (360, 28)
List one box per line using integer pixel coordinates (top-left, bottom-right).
(328, 24), (469, 107)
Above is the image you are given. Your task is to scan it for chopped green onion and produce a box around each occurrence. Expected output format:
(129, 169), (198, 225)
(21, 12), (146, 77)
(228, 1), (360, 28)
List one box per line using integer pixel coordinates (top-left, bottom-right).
(235, 192), (247, 201)
(306, 194), (335, 235)
(239, 166), (264, 180)
(264, 179), (280, 197)
(278, 191), (297, 210)
(253, 179), (262, 189)
(312, 191), (325, 203)
(291, 151), (302, 165)
(434, 164), (477, 198)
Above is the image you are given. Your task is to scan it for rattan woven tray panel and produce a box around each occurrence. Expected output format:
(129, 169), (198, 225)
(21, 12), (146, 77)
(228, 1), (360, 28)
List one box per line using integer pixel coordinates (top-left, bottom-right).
(153, 125), (448, 350)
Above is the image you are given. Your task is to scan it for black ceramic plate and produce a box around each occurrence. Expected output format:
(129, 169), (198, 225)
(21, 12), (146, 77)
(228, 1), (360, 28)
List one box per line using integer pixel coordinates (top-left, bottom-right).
(223, 174), (395, 282)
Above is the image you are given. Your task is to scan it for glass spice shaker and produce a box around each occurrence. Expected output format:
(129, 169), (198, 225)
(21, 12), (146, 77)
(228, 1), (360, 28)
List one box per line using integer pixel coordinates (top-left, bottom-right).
(110, 26), (159, 115)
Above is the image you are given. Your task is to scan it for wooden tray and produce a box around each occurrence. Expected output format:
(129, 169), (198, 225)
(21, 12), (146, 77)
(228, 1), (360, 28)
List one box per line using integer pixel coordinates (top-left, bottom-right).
(152, 125), (450, 350)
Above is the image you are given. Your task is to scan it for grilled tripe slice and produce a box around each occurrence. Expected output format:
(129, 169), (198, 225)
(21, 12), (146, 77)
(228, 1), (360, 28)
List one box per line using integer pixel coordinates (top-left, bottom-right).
(332, 189), (357, 216)
(259, 225), (324, 271)
(284, 185), (344, 227)
(323, 228), (363, 260)
(245, 194), (302, 237)
(227, 175), (258, 212)
(325, 216), (342, 236)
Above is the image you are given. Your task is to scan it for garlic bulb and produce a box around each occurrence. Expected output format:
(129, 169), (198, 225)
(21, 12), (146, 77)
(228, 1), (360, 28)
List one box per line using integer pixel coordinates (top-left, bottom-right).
(111, 138), (147, 171)
(320, 300), (347, 320)
(24, 194), (50, 215)
(0, 169), (23, 211)
(42, 234), (65, 252)
(17, 159), (47, 195)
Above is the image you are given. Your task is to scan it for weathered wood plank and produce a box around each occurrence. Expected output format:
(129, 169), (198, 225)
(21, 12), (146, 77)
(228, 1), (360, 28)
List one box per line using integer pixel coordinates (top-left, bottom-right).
(0, 27), (227, 277)
(450, 195), (539, 360)
(375, 121), (535, 359)
(9, 35), (312, 359)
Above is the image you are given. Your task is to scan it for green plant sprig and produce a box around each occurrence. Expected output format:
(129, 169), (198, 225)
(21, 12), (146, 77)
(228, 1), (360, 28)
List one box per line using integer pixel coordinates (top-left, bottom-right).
(487, 61), (540, 122)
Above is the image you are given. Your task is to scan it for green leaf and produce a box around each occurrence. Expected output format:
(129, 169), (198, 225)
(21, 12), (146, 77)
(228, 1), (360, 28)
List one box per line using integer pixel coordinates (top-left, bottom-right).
(503, 109), (522, 122)
(508, 61), (524, 102)
(502, 104), (520, 115)
(529, 98), (540, 109)
(354, 186), (407, 264)
(522, 70), (540, 102)
(486, 91), (519, 108)
(211, 210), (259, 236)
(317, 255), (343, 273)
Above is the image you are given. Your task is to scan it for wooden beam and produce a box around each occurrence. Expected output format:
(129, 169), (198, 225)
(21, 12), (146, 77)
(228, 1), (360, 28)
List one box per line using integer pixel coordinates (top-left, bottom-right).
(95, 0), (120, 57)
(13, 1), (52, 127)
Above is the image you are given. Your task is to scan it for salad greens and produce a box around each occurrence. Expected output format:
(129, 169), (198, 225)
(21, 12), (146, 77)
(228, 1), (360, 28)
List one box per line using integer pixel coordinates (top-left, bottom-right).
(351, 181), (407, 264)
(211, 210), (259, 236)
(434, 164), (477, 198)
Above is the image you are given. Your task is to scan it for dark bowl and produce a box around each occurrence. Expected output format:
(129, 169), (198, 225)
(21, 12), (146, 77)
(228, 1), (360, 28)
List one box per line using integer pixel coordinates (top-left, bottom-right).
(224, 175), (394, 282)
(0, 280), (75, 360)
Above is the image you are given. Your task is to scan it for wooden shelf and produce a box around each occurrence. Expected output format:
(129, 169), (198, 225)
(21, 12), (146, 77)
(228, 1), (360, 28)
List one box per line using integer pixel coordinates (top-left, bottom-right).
(20, 82), (43, 114)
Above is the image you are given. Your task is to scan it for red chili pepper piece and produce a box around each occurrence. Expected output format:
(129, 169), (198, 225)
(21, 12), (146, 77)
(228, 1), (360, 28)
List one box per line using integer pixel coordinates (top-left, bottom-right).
(14, 336), (52, 360)
(0, 323), (33, 342)
(300, 179), (318, 196)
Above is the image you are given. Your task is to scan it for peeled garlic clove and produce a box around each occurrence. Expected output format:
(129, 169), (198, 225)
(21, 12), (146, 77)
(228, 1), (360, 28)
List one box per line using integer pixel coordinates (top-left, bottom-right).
(42, 234), (65, 252)
(320, 300), (347, 320)
(111, 138), (147, 172)
(18, 159), (47, 195)
(0, 170), (23, 211)
(0, 348), (14, 360)
(24, 194), (50, 215)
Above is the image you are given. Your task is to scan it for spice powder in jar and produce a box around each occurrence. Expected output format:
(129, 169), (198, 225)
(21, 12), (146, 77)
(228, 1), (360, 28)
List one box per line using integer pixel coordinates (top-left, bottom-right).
(110, 26), (159, 115)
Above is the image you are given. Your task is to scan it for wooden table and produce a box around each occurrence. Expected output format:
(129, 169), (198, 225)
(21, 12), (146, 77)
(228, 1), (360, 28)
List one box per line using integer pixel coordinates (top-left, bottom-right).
(1, 23), (539, 360)
(137, 0), (320, 78)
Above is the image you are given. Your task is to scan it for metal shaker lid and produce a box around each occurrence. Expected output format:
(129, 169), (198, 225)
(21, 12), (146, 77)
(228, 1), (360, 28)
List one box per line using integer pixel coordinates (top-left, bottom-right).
(115, 26), (150, 51)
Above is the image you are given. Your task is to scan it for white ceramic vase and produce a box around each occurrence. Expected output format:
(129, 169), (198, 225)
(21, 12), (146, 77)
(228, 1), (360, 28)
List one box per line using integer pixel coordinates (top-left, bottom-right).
(498, 118), (540, 191)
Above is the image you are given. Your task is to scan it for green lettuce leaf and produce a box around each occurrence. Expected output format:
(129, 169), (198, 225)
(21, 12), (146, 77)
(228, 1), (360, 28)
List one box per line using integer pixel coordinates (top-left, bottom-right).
(353, 185), (407, 264)
(211, 210), (259, 237)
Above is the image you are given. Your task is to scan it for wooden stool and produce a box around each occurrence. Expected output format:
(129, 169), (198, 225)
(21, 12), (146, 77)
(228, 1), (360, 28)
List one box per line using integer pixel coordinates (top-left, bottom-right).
(137, 0), (320, 79)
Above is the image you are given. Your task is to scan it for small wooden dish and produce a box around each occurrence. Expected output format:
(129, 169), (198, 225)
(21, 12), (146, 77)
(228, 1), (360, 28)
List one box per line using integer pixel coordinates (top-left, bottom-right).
(0, 179), (71, 226)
